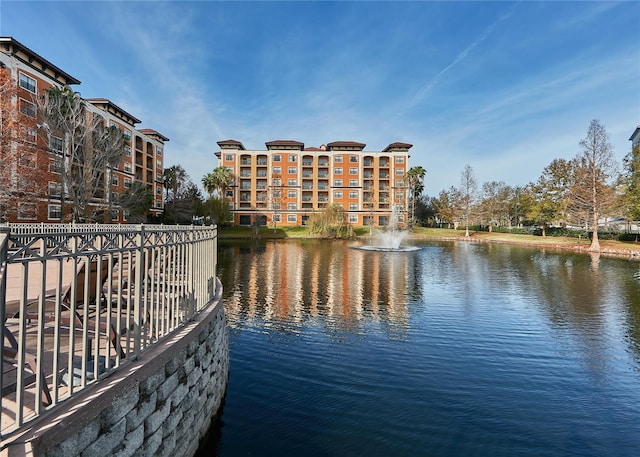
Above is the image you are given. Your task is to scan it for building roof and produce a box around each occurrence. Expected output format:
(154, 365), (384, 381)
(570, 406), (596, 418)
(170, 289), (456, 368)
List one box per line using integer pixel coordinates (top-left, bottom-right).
(265, 140), (305, 149)
(303, 147), (325, 152)
(630, 126), (640, 145)
(327, 141), (366, 150)
(383, 142), (413, 152)
(86, 98), (141, 126)
(0, 36), (81, 85)
(217, 139), (246, 150)
(138, 128), (169, 142)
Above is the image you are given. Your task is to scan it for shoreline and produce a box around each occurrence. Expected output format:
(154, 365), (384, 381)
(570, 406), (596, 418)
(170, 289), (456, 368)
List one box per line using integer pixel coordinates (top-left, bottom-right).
(219, 227), (640, 260)
(402, 231), (640, 260)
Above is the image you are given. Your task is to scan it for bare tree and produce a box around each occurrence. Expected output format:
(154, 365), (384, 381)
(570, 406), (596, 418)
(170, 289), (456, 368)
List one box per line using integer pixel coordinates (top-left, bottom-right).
(36, 86), (108, 221)
(460, 165), (477, 237)
(91, 121), (128, 222)
(570, 120), (616, 252)
(0, 66), (47, 220)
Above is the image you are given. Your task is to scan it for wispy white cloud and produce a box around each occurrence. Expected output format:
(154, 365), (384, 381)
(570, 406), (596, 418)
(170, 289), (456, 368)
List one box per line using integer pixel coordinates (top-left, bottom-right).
(408, 4), (518, 110)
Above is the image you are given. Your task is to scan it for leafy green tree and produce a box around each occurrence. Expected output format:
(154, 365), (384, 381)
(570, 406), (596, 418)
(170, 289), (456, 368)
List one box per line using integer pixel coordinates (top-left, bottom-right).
(165, 181), (203, 224)
(431, 186), (461, 229)
(308, 204), (352, 238)
(162, 165), (188, 223)
(479, 181), (509, 231)
(203, 196), (232, 226)
(528, 158), (574, 236)
(120, 182), (153, 223)
(620, 143), (640, 223)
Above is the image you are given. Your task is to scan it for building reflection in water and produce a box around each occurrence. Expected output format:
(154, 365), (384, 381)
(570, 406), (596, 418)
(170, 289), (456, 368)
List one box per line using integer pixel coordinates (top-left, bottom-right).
(217, 240), (421, 337)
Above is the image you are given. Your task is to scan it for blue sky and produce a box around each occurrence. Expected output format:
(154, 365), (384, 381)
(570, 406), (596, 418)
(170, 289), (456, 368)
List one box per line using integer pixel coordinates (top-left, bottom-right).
(2, 1), (639, 196)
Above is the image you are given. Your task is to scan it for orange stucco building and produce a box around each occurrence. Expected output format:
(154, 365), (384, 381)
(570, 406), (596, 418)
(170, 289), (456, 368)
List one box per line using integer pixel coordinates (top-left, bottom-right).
(216, 139), (412, 227)
(0, 37), (166, 223)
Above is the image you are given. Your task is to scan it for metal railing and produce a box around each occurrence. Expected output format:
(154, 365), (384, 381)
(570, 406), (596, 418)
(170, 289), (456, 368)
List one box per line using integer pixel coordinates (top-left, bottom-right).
(0, 224), (218, 435)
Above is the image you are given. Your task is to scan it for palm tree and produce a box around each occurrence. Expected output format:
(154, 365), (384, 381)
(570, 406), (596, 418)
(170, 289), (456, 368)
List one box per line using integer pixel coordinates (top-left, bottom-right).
(202, 166), (235, 198)
(405, 166), (426, 225)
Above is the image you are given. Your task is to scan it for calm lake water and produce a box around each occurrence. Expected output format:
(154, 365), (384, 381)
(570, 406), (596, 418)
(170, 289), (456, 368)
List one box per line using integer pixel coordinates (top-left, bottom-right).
(199, 239), (640, 457)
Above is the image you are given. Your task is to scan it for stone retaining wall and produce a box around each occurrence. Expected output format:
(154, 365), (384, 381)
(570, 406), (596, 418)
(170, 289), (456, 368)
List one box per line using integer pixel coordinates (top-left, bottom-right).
(3, 280), (228, 457)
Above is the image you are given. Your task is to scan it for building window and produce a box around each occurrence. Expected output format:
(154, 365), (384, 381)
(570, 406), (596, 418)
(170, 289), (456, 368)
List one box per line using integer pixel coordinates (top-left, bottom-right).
(111, 192), (119, 203)
(157, 147), (163, 156)
(272, 166), (281, 175)
(334, 168), (343, 175)
(350, 155), (358, 163)
(349, 191), (358, 199)
(124, 178), (132, 189)
(18, 153), (36, 168)
(48, 204), (61, 220)
(272, 178), (282, 187)
(395, 156), (405, 164)
(49, 158), (63, 174)
(19, 98), (36, 117)
(18, 203), (37, 220)
(287, 190), (296, 198)
(349, 214), (358, 223)
(225, 154), (234, 161)
(272, 154), (281, 162)
(349, 203), (358, 211)
(287, 167), (297, 174)
(349, 168), (358, 175)
(157, 160), (162, 169)
(155, 200), (163, 208)
(334, 179), (343, 187)
(25, 127), (36, 144)
(124, 163), (132, 173)
(349, 180), (358, 187)
(334, 191), (343, 199)
(48, 181), (62, 198)
(49, 136), (64, 155)
(287, 179), (297, 186)
(112, 175), (119, 186)
(273, 214), (281, 222)
(19, 73), (36, 93)
(156, 186), (162, 195)
(225, 190), (234, 198)
(396, 168), (404, 175)
(334, 156), (343, 163)
(288, 154), (297, 162)
(287, 214), (297, 223)
(396, 180), (404, 188)
(288, 203), (296, 210)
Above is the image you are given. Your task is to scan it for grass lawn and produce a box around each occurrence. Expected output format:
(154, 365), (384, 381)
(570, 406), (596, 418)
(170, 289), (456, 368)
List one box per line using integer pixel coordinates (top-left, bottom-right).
(217, 225), (640, 257)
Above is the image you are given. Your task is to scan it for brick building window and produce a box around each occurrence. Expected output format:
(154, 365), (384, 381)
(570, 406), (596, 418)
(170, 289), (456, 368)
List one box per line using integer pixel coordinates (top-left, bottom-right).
(18, 203), (37, 220)
(19, 73), (36, 93)
(47, 204), (61, 220)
